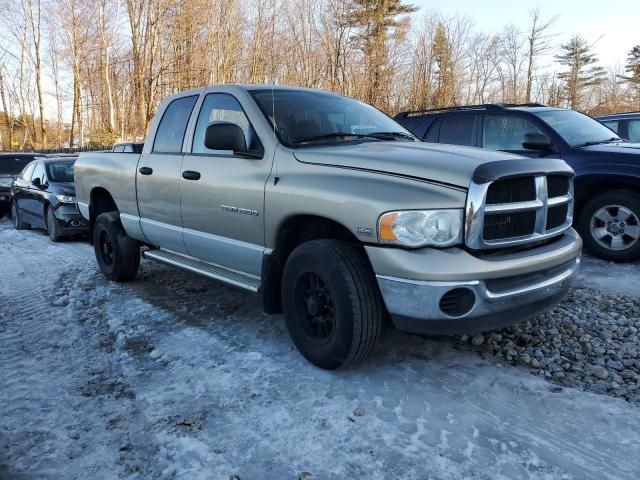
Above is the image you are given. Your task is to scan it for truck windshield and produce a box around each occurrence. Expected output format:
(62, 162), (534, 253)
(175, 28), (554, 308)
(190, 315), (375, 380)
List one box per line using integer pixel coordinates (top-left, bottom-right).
(533, 109), (622, 147)
(46, 161), (75, 183)
(250, 89), (416, 147)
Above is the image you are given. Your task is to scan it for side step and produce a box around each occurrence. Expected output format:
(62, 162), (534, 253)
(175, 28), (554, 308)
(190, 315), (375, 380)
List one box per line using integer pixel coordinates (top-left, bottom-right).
(142, 249), (261, 292)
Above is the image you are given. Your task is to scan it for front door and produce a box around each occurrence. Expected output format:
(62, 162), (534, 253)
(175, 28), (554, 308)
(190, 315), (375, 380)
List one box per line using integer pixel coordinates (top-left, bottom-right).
(180, 92), (272, 275)
(136, 94), (198, 253)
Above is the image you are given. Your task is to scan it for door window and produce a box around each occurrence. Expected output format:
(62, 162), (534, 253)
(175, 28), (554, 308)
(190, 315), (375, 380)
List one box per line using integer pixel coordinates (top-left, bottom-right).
(628, 120), (640, 142)
(192, 93), (260, 154)
(424, 119), (441, 143)
(152, 95), (198, 153)
(438, 116), (475, 146)
(601, 120), (619, 134)
(483, 115), (545, 151)
(20, 163), (36, 181)
(32, 163), (45, 183)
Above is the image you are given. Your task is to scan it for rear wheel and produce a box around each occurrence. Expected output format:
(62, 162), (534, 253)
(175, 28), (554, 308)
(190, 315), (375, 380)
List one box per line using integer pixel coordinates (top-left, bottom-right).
(11, 202), (29, 230)
(46, 206), (62, 242)
(93, 212), (140, 281)
(577, 190), (640, 262)
(281, 239), (384, 370)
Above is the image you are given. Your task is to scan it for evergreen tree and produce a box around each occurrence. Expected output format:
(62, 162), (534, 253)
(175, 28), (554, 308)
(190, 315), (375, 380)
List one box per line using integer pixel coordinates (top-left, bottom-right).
(622, 45), (640, 106)
(555, 35), (605, 109)
(348, 0), (417, 109)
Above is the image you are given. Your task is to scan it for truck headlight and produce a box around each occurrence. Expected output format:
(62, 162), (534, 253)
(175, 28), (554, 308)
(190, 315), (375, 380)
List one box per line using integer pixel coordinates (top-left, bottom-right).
(56, 195), (76, 204)
(378, 209), (463, 247)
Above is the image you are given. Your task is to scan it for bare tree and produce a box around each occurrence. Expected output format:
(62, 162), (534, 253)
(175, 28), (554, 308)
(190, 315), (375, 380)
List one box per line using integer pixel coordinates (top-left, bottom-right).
(524, 8), (558, 103)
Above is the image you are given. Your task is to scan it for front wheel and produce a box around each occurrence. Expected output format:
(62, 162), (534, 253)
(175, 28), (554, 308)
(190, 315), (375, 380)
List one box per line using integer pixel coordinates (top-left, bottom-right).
(46, 206), (62, 242)
(93, 212), (140, 281)
(576, 190), (640, 262)
(281, 239), (384, 370)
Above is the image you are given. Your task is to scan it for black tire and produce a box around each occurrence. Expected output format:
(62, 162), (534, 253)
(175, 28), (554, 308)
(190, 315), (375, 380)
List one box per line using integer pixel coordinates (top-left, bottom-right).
(281, 239), (384, 370)
(46, 206), (62, 242)
(11, 202), (29, 230)
(576, 190), (640, 262)
(93, 212), (140, 281)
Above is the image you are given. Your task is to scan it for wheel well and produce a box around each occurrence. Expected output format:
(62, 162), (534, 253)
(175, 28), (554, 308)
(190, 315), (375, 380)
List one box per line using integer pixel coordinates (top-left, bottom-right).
(88, 188), (118, 242)
(575, 180), (640, 217)
(261, 215), (363, 314)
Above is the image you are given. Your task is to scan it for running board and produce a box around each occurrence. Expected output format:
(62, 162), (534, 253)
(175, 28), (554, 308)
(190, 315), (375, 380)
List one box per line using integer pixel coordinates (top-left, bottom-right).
(142, 249), (261, 292)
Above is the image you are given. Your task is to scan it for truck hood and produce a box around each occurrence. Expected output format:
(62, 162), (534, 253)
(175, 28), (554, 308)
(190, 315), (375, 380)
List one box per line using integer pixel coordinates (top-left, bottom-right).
(293, 141), (522, 188)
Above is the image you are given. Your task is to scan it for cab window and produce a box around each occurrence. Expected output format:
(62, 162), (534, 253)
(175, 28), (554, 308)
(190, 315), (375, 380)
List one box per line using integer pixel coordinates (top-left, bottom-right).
(152, 95), (198, 153)
(192, 93), (261, 154)
(483, 115), (545, 151)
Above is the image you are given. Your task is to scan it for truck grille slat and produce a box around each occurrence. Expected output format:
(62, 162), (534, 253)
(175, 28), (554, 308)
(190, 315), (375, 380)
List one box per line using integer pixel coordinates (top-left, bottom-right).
(466, 173), (573, 249)
(486, 177), (536, 204)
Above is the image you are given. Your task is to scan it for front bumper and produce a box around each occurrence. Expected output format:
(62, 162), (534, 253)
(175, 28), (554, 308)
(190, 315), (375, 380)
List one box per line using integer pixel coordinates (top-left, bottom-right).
(367, 230), (582, 335)
(54, 204), (90, 234)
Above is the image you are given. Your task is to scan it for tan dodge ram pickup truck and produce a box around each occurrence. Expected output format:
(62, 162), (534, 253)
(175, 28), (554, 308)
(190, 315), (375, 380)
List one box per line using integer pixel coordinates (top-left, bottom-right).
(75, 85), (582, 369)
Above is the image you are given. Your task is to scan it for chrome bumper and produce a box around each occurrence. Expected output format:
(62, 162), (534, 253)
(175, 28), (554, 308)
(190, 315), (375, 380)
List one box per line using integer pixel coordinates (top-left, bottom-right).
(377, 255), (580, 335)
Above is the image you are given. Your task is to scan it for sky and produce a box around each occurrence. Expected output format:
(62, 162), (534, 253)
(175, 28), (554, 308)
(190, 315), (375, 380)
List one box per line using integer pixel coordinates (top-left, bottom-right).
(413, 0), (640, 67)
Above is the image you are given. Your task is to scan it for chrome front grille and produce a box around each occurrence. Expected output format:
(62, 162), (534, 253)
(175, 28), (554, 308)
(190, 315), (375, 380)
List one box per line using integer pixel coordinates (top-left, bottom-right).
(465, 174), (574, 249)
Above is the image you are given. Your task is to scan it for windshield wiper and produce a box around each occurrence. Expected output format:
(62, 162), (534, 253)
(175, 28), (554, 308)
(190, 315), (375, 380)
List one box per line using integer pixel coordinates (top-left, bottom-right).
(575, 137), (623, 147)
(367, 131), (417, 141)
(292, 132), (380, 145)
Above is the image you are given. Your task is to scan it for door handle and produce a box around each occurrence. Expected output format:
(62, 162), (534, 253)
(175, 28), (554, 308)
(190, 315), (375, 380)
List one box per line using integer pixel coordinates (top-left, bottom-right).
(139, 166), (153, 175)
(182, 170), (201, 181)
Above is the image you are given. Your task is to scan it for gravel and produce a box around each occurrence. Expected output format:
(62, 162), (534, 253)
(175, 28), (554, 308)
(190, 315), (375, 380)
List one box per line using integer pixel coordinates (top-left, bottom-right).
(457, 286), (640, 404)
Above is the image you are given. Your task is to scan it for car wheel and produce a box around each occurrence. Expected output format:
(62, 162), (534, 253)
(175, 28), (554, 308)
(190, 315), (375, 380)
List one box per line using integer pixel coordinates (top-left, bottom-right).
(46, 206), (62, 242)
(11, 202), (29, 230)
(281, 239), (384, 369)
(93, 212), (140, 281)
(577, 190), (640, 262)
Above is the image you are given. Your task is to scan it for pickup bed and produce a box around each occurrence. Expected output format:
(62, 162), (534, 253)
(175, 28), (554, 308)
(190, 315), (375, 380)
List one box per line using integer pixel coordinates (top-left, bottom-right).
(75, 84), (582, 369)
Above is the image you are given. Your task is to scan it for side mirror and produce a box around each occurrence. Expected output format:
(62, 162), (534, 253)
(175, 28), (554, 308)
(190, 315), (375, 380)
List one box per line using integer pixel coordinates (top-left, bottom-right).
(523, 133), (553, 152)
(31, 177), (43, 189)
(205, 122), (247, 152)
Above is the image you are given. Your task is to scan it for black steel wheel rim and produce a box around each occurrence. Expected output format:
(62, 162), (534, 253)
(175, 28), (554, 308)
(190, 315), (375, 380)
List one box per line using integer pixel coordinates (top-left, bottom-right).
(98, 230), (115, 266)
(295, 272), (336, 344)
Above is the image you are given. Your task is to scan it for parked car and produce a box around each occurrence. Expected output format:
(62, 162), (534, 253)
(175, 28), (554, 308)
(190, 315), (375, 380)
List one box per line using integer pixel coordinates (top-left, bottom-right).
(395, 104), (640, 262)
(10, 157), (89, 241)
(0, 152), (47, 217)
(596, 112), (640, 143)
(112, 143), (144, 153)
(75, 85), (581, 369)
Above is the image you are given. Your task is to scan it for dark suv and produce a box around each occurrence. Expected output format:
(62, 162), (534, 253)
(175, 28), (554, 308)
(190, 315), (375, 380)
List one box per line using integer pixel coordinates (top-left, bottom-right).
(395, 104), (640, 262)
(596, 112), (640, 143)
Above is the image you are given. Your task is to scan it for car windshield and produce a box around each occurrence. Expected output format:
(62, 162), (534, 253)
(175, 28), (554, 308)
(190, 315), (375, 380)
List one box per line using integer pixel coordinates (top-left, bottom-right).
(250, 89), (416, 147)
(0, 156), (36, 175)
(46, 161), (75, 183)
(533, 109), (622, 147)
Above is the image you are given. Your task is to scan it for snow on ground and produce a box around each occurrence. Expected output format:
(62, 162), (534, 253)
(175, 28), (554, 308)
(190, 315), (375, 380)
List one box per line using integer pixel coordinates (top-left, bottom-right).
(1, 217), (639, 480)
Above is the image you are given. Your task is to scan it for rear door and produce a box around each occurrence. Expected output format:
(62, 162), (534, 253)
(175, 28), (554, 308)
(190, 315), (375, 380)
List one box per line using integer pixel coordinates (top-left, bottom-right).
(136, 94), (199, 252)
(13, 162), (36, 220)
(180, 92), (270, 275)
